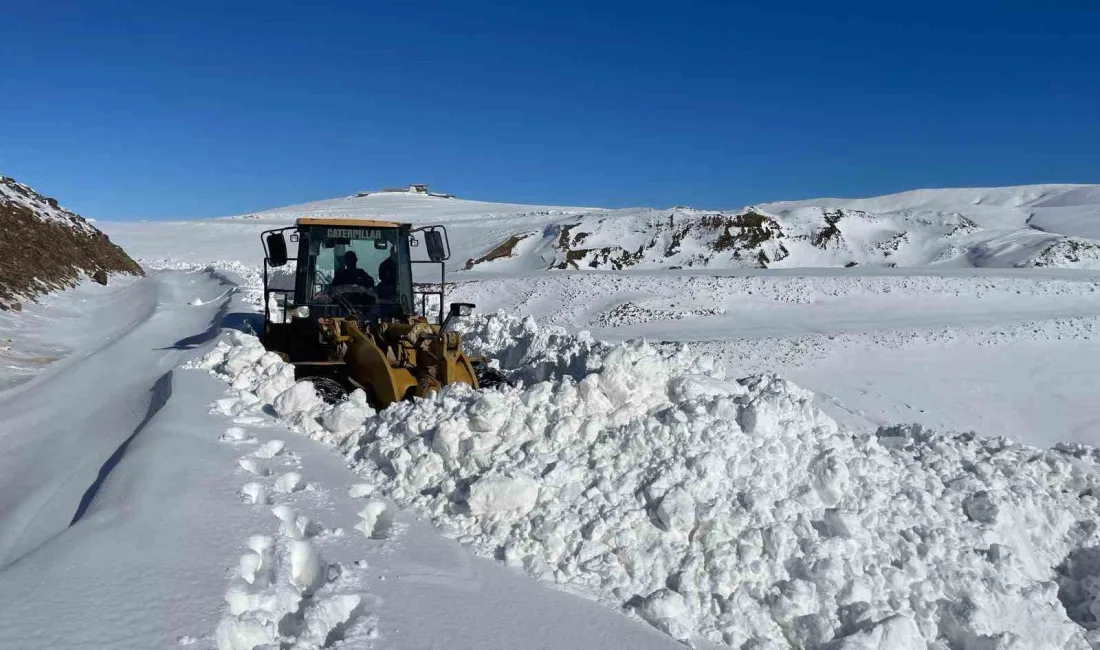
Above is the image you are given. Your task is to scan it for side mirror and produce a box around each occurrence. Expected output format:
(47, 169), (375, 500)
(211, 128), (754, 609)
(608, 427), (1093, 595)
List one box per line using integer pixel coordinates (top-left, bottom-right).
(440, 302), (475, 332)
(449, 302), (474, 318)
(266, 232), (288, 267)
(425, 230), (447, 262)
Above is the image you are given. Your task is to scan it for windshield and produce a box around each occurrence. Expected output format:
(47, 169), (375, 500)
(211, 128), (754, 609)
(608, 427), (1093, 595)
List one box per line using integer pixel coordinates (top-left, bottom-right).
(310, 226), (410, 313)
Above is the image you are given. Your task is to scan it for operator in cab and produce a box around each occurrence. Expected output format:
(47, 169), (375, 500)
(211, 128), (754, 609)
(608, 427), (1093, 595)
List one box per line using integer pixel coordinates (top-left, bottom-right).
(332, 251), (375, 289)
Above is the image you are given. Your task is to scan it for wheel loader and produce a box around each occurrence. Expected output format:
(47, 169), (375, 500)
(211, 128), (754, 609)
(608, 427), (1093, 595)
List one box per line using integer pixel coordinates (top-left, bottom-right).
(260, 218), (494, 408)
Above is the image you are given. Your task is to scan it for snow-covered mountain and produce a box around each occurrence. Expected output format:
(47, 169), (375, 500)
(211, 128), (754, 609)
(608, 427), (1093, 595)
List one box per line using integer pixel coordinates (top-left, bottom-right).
(226, 183), (1100, 273)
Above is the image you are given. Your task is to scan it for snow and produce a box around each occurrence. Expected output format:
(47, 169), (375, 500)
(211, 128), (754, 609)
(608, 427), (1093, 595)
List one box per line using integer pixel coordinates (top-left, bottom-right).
(103, 182), (1100, 275)
(241, 482), (271, 505)
(763, 184), (1100, 238)
(355, 500), (392, 539)
(443, 271), (1100, 447)
(5, 182), (1100, 649)
(0, 273), (141, 390)
(194, 313), (1100, 649)
(465, 473), (540, 516)
(274, 472), (304, 494)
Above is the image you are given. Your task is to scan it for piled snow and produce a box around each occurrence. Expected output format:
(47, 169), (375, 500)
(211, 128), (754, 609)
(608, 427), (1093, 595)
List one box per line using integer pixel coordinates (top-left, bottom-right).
(454, 312), (606, 383)
(196, 316), (1100, 649)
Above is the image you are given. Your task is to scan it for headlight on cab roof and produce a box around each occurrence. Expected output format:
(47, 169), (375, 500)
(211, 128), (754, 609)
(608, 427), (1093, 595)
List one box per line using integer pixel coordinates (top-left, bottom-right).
(291, 306), (310, 319)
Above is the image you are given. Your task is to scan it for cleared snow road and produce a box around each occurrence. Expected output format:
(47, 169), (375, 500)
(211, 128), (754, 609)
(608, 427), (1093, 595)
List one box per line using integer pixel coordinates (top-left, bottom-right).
(0, 271), (233, 568)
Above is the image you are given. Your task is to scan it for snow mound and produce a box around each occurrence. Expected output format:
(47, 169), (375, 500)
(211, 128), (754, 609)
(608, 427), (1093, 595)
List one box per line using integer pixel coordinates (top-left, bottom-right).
(454, 312), (606, 383)
(196, 316), (1100, 649)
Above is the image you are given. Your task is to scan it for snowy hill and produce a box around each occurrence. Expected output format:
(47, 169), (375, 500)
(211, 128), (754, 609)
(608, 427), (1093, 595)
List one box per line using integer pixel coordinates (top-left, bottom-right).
(763, 184), (1100, 235)
(221, 184), (1100, 273)
(0, 176), (143, 309)
(102, 184), (1100, 275)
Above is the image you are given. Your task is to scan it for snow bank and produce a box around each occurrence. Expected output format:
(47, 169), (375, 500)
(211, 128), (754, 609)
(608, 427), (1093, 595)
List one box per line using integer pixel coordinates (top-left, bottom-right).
(195, 316), (1100, 649)
(453, 312), (607, 383)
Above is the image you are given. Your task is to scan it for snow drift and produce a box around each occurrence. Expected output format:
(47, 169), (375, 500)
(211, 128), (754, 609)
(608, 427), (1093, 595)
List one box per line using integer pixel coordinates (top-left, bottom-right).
(195, 315), (1100, 649)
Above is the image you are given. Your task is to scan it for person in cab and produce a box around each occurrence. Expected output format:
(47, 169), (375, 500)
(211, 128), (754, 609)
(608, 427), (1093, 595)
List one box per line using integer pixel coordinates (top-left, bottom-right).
(332, 251), (375, 289)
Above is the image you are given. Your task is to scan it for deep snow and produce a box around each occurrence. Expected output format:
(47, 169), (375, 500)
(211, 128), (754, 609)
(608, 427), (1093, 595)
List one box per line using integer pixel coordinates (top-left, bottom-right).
(194, 312), (1100, 649)
(4, 183), (1100, 649)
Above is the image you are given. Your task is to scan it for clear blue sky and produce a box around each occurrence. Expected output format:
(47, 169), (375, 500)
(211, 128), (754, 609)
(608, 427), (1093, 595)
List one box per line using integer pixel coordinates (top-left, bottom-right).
(1, 0), (1097, 220)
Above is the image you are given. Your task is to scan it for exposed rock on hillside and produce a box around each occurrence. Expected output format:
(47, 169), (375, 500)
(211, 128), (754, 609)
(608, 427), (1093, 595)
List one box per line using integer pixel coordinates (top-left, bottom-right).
(1026, 237), (1100, 269)
(464, 233), (532, 269)
(0, 176), (143, 309)
(550, 208), (791, 270)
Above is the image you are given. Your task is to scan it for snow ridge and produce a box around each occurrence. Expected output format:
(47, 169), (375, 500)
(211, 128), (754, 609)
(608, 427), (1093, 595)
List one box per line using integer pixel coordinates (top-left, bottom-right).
(195, 316), (1100, 649)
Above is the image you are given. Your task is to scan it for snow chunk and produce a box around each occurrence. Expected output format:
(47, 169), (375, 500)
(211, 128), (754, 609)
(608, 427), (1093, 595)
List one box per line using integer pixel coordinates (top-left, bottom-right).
(288, 540), (325, 595)
(638, 589), (693, 642)
(240, 482), (270, 505)
(297, 594), (362, 646)
(355, 499), (393, 539)
(274, 472), (304, 494)
(321, 389), (373, 437)
(251, 440), (285, 459)
(826, 615), (925, 650)
(238, 553), (262, 584)
(348, 483), (375, 498)
(218, 426), (254, 443)
(963, 490), (999, 524)
(271, 505), (312, 540)
(655, 487), (696, 534)
(236, 458), (269, 476)
(273, 381), (323, 418)
(466, 474), (539, 516)
(214, 616), (276, 650)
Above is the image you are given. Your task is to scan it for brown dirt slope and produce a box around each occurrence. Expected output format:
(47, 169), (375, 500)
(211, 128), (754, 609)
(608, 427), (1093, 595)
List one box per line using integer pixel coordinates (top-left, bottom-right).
(0, 176), (143, 308)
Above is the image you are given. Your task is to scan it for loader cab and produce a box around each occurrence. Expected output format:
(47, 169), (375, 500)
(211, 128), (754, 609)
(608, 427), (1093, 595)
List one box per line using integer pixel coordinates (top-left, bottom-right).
(297, 219), (415, 319)
(261, 218), (452, 361)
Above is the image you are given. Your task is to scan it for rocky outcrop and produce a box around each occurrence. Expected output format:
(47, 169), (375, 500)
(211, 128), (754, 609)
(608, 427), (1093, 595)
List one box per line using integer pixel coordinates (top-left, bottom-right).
(549, 208), (789, 270)
(464, 233), (532, 269)
(0, 176), (143, 309)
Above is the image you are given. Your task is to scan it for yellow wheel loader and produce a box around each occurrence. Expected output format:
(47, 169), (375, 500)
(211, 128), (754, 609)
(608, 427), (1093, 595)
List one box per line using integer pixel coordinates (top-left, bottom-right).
(261, 218), (494, 408)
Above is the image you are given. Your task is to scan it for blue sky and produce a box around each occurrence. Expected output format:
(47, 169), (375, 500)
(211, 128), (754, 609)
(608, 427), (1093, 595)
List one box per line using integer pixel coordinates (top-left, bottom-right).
(1, 0), (1097, 220)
